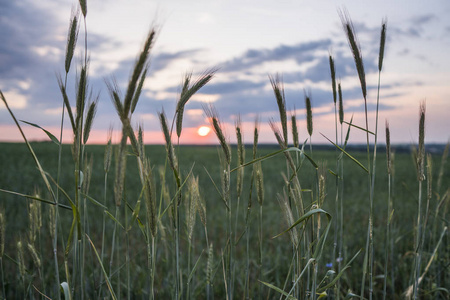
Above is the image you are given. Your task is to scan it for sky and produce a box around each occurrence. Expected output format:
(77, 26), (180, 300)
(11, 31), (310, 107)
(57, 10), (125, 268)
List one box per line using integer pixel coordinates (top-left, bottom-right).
(1, 0), (450, 145)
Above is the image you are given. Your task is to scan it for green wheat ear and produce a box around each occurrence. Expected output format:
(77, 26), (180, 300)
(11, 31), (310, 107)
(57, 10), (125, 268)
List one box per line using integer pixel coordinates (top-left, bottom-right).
(339, 9), (366, 100)
(338, 81), (344, 124)
(253, 116), (260, 159)
(83, 97), (98, 144)
(65, 8), (79, 74)
(305, 90), (313, 137)
(159, 111), (178, 171)
(104, 127), (113, 173)
(378, 18), (387, 72)
(270, 74), (288, 147)
(176, 68), (217, 138)
(79, 0), (87, 17)
(329, 55), (337, 104)
(417, 102), (426, 181)
(291, 114), (299, 148)
(204, 104), (231, 165)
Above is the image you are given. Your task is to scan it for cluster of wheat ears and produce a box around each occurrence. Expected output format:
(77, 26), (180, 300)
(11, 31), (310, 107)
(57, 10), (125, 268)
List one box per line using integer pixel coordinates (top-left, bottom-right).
(0, 0), (448, 299)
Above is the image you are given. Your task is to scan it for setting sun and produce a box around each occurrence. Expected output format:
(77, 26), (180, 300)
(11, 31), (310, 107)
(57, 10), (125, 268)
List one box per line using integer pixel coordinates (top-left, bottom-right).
(197, 126), (211, 137)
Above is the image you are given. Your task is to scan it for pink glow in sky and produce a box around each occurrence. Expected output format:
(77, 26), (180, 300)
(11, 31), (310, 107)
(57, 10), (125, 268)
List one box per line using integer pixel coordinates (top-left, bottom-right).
(1, 0), (449, 145)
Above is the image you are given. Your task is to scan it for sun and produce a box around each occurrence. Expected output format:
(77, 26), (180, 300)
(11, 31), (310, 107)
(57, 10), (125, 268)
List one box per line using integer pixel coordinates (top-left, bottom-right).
(197, 126), (211, 137)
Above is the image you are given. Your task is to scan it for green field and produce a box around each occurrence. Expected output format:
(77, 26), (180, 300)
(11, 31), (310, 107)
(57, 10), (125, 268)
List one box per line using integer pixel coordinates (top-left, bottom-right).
(1, 1), (449, 298)
(0, 142), (448, 299)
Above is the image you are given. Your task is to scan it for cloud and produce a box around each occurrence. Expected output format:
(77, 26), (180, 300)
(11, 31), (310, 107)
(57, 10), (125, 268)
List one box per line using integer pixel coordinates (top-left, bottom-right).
(410, 14), (437, 26)
(220, 40), (332, 72)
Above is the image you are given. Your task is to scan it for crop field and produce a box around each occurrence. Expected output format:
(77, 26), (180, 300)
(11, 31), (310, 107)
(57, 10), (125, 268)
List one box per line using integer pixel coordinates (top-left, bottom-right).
(0, 142), (448, 299)
(0, 0), (449, 299)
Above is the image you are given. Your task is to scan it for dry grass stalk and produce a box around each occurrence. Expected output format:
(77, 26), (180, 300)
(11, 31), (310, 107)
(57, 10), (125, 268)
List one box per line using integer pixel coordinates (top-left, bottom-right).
(270, 74), (288, 146)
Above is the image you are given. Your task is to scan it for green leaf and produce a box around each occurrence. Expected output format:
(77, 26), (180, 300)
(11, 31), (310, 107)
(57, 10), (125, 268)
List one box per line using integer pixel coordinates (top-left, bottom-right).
(321, 133), (368, 173)
(187, 250), (204, 284)
(231, 146), (318, 173)
(343, 120), (375, 135)
(273, 208), (332, 260)
(21, 120), (60, 145)
(86, 234), (118, 300)
(203, 166), (229, 210)
(105, 211), (125, 230)
(81, 193), (108, 209)
(160, 164), (196, 218)
(258, 280), (296, 300)
(60, 282), (71, 300)
(273, 208), (327, 239)
(0, 188), (71, 210)
(317, 249), (362, 293)
(344, 115), (354, 149)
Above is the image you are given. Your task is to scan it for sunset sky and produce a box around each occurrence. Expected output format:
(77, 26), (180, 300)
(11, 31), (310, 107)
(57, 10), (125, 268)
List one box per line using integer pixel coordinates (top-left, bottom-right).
(1, 0), (450, 145)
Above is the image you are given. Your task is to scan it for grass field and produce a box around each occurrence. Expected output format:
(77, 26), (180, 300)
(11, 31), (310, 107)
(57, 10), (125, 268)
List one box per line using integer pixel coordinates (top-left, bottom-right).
(0, 1), (449, 299)
(0, 142), (448, 299)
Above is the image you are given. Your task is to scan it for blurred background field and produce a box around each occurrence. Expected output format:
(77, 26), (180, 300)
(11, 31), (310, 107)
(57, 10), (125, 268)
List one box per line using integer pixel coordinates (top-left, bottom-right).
(0, 141), (448, 298)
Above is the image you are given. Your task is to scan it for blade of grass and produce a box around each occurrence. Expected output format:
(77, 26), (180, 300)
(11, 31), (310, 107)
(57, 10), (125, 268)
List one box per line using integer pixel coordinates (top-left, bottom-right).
(321, 133), (368, 173)
(317, 249), (362, 293)
(259, 280), (296, 300)
(342, 121), (375, 135)
(86, 234), (117, 300)
(0, 189), (71, 210)
(20, 121), (60, 145)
